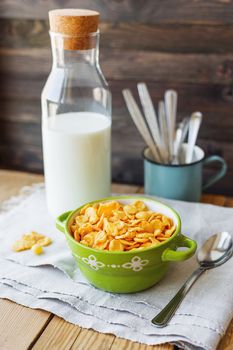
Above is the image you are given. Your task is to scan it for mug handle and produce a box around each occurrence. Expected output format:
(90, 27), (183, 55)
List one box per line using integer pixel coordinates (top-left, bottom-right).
(162, 234), (197, 262)
(56, 211), (72, 233)
(202, 155), (227, 190)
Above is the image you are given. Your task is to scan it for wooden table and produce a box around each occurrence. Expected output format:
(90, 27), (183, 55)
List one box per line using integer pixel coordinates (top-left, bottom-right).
(0, 170), (232, 350)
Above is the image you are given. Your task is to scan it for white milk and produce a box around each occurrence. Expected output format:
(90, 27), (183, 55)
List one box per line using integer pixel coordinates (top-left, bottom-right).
(42, 112), (111, 218)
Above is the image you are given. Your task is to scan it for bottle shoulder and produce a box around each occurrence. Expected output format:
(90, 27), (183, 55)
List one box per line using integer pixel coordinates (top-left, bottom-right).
(41, 64), (111, 117)
(42, 65), (110, 96)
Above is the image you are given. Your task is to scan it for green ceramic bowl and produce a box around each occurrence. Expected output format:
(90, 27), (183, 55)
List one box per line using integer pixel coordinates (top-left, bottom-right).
(56, 196), (197, 293)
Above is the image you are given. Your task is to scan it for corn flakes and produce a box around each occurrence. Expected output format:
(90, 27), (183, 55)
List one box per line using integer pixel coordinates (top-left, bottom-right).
(12, 231), (52, 254)
(31, 244), (43, 255)
(70, 200), (176, 251)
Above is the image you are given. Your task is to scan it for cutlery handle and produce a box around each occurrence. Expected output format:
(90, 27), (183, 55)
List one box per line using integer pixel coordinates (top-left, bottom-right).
(122, 89), (161, 163)
(151, 267), (204, 327)
(185, 112), (202, 164)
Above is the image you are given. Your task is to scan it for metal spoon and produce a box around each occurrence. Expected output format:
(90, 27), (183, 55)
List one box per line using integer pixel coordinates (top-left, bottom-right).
(172, 117), (190, 164)
(151, 231), (233, 327)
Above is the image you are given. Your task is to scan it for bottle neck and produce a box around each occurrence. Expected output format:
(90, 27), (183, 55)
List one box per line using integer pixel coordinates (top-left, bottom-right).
(50, 31), (99, 68)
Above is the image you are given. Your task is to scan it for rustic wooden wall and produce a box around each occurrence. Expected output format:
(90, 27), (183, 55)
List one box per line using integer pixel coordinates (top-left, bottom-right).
(0, 0), (233, 195)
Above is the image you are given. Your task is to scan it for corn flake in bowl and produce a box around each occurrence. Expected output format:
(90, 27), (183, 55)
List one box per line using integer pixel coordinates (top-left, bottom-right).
(70, 200), (176, 252)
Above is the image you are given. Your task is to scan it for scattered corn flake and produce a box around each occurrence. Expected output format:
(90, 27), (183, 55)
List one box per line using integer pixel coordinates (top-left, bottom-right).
(12, 240), (34, 252)
(31, 244), (43, 255)
(12, 231), (52, 253)
(37, 237), (52, 247)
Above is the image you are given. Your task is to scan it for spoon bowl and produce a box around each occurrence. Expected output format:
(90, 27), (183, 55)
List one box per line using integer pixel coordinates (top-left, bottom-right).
(198, 231), (232, 268)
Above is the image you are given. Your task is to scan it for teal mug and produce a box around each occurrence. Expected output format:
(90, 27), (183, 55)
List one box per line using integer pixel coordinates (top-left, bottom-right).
(143, 144), (227, 202)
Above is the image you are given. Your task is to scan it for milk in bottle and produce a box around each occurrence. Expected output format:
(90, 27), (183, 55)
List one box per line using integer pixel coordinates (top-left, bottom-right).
(41, 9), (111, 217)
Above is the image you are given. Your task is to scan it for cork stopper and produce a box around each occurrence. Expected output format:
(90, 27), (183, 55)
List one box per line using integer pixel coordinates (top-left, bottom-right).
(49, 9), (99, 50)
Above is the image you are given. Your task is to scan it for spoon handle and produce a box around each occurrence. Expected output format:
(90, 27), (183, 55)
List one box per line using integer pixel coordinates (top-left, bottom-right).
(151, 267), (204, 327)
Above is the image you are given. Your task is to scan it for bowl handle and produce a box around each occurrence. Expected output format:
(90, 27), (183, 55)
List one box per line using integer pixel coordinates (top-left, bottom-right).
(162, 234), (197, 262)
(56, 211), (72, 233)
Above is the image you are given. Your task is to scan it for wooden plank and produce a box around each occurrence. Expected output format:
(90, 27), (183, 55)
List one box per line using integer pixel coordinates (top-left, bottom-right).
(1, 48), (233, 85)
(217, 317), (233, 350)
(1, 99), (233, 146)
(224, 197), (233, 208)
(70, 329), (115, 350)
(0, 144), (43, 173)
(2, 18), (233, 54)
(0, 114), (232, 187)
(0, 122), (42, 146)
(0, 99), (42, 124)
(201, 194), (227, 206)
(31, 311), (173, 350)
(2, 79), (233, 127)
(0, 138), (232, 195)
(1, 78), (233, 139)
(110, 338), (173, 350)
(0, 170), (139, 197)
(138, 187), (145, 194)
(216, 194), (233, 350)
(32, 316), (82, 350)
(0, 0), (233, 24)
(0, 170), (141, 197)
(0, 169), (43, 201)
(0, 299), (52, 350)
(1, 144), (232, 196)
(120, 82), (233, 144)
(111, 183), (141, 194)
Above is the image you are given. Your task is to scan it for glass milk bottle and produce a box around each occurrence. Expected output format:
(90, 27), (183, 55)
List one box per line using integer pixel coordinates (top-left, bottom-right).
(41, 9), (111, 218)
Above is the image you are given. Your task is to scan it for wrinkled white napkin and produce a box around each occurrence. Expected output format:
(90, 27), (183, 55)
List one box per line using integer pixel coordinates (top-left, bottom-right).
(0, 184), (232, 350)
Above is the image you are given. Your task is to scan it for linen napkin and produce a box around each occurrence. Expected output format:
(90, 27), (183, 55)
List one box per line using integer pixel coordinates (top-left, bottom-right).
(0, 184), (232, 350)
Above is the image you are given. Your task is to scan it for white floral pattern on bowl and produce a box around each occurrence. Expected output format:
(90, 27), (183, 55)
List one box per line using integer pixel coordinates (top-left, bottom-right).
(122, 256), (149, 271)
(79, 254), (149, 272)
(82, 255), (105, 270)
